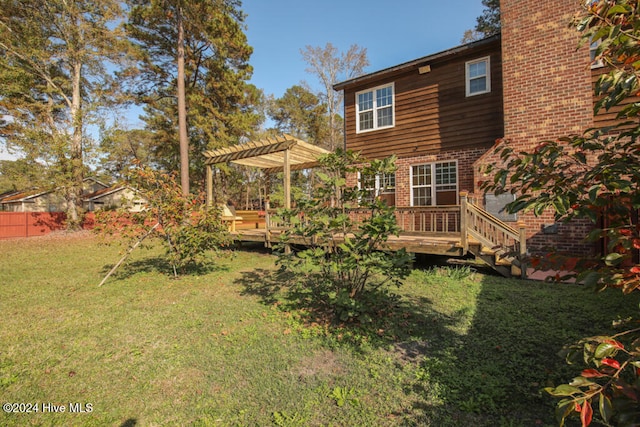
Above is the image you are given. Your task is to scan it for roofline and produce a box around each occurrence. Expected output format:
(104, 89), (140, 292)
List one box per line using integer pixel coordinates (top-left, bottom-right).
(333, 33), (501, 91)
(83, 185), (141, 201)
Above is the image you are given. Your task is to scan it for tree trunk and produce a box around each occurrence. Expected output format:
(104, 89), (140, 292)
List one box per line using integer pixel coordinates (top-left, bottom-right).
(68, 60), (84, 230)
(177, 5), (189, 195)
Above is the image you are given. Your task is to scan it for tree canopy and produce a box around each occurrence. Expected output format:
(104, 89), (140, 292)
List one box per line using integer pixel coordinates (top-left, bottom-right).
(0, 0), (129, 227)
(480, 1), (640, 424)
(124, 0), (262, 191)
(462, 0), (500, 43)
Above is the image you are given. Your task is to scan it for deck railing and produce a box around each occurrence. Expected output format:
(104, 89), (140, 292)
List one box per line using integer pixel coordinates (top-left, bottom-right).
(460, 192), (527, 276)
(263, 194), (526, 273)
(265, 205), (461, 235)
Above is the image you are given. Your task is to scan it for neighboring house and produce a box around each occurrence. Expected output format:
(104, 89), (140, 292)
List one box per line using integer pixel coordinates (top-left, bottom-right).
(1, 188), (68, 212)
(0, 177), (119, 212)
(83, 185), (147, 212)
(333, 0), (627, 255)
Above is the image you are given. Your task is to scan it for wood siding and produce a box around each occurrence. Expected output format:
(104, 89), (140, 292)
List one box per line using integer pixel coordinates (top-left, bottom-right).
(591, 66), (640, 129)
(342, 40), (503, 160)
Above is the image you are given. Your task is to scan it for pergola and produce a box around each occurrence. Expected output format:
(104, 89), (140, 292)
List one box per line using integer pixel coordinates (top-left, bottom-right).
(203, 134), (331, 210)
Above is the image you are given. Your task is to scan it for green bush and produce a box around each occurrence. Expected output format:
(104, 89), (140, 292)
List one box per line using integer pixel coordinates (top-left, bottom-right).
(276, 149), (413, 322)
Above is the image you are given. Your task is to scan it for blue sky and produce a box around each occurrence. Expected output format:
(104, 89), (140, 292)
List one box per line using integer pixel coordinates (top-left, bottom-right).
(243, 0), (486, 98)
(0, 1), (486, 161)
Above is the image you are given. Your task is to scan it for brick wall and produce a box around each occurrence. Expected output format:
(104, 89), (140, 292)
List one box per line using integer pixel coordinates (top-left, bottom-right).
(395, 147), (488, 206)
(474, 0), (596, 255)
(346, 146), (489, 207)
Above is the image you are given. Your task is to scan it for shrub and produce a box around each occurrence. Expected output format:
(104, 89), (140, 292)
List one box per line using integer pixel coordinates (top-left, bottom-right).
(276, 149), (413, 322)
(94, 163), (232, 279)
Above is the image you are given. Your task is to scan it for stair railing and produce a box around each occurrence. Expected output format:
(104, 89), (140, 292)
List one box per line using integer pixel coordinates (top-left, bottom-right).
(460, 192), (527, 278)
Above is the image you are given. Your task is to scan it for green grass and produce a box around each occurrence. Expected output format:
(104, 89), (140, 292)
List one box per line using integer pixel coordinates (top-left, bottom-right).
(0, 235), (638, 426)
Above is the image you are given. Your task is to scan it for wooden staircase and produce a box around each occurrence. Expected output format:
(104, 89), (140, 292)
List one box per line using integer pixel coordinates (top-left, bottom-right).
(460, 192), (527, 278)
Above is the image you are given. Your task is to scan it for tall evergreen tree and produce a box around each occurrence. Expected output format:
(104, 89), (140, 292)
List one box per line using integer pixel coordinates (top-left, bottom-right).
(461, 0), (501, 43)
(124, 0), (262, 191)
(268, 85), (328, 142)
(0, 0), (128, 228)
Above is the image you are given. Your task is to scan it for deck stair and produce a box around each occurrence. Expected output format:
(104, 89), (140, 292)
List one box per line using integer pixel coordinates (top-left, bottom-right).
(460, 193), (527, 278)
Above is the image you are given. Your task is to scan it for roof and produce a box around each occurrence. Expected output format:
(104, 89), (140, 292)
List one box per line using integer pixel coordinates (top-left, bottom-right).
(203, 134), (331, 172)
(83, 185), (130, 201)
(83, 177), (110, 188)
(0, 189), (51, 203)
(0, 190), (20, 201)
(333, 34), (501, 91)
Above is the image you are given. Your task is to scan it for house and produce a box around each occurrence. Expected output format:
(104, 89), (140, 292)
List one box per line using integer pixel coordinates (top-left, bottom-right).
(333, 0), (618, 256)
(0, 177), (111, 212)
(83, 185), (147, 212)
(1, 188), (70, 212)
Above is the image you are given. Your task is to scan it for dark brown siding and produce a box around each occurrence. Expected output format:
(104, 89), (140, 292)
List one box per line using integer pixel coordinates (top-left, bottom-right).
(592, 66), (640, 129)
(343, 40), (503, 160)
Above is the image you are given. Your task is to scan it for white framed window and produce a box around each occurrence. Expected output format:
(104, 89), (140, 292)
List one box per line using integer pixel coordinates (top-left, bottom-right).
(356, 83), (395, 133)
(358, 171), (396, 202)
(410, 161), (458, 206)
(465, 56), (491, 97)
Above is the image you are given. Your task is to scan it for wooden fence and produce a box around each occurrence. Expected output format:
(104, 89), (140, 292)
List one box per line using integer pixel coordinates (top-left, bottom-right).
(0, 212), (95, 239)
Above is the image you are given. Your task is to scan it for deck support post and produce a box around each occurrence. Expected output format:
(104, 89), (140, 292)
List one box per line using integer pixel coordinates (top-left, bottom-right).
(264, 197), (271, 248)
(518, 221), (527, 279)
(206, 164), (213, 207)
(460, 191), (469, 253)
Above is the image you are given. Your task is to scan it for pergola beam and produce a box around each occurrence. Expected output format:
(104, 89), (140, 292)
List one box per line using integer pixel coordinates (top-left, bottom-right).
(203, 134), (330, 208)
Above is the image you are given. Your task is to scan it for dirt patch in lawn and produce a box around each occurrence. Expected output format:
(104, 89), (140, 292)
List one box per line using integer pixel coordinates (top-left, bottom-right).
(294, 349), (343, 382)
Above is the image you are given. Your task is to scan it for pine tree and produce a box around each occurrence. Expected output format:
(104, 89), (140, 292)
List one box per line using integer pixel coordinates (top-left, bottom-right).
(124, 0), (262, 192)
(0, 0), (128, 228)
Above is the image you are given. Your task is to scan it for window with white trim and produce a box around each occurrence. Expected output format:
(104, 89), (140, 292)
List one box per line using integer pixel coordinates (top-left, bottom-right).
(356, 83), (394, 133)
(410, 161), (458, 206)
(465, 56), (491, 96)
(358, 171), (395, 202)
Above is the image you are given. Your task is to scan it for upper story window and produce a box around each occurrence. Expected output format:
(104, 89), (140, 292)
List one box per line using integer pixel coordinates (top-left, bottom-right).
(465, 56), (491, 97)
(356, 83), (394, 133)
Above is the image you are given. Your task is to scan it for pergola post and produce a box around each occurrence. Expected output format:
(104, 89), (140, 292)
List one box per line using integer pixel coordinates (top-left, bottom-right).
(283, 148), (291, 210)
(283, 149), (292, 254)
(206, 164), (213, 207)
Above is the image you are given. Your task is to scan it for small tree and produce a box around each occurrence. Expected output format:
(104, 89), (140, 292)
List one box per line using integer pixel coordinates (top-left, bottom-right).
(480, 2), (640, 424)
(276, 150), (413, 323)
(95, 162), (232, 282)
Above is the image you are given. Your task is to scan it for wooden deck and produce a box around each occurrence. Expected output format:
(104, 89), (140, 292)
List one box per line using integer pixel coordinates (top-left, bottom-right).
(226, 194), (528, 278)
(231, 228), (466, 256)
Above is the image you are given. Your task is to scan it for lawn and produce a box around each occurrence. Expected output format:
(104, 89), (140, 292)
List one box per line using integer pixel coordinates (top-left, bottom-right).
(1, 233), (638, 426)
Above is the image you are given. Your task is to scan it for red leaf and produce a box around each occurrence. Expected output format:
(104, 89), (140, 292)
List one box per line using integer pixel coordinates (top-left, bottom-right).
(601, 358), (621, 370)
(631, 266), (640, 274)
(633, 239), (640, 249)
(581, 400), (593, 426)
(581, 369), (605, 378)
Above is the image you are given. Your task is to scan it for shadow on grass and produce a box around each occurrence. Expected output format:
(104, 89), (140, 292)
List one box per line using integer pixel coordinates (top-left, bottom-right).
(236, 264), (640, 426)
(236, 267), (466, 355)
(99, 255), (231, 282)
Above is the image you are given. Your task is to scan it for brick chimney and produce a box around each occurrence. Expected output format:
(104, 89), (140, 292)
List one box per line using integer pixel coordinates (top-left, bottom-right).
(475, 0), (596, 254)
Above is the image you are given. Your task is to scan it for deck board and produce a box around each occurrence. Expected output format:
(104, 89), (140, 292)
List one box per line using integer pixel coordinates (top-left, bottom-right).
(230, 228), (464, 256)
